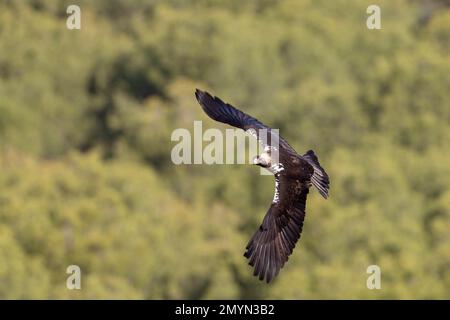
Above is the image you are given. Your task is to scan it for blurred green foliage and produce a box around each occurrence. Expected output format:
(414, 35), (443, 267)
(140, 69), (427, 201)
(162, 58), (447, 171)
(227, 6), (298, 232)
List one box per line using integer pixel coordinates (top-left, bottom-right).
(0, 0), (449, 299)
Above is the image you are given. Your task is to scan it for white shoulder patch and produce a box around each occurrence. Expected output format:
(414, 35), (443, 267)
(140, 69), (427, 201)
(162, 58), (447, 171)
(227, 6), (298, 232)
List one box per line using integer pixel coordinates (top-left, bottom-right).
(270, 163), (285, 174)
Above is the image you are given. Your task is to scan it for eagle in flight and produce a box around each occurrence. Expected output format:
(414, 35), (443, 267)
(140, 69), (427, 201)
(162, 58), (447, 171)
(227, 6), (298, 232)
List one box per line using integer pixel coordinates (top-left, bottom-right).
(195, 89), (330, 283)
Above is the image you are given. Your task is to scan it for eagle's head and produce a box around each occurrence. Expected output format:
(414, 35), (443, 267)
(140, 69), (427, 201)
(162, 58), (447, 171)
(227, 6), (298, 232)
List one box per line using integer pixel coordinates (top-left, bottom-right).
(253, 152), (271, 168)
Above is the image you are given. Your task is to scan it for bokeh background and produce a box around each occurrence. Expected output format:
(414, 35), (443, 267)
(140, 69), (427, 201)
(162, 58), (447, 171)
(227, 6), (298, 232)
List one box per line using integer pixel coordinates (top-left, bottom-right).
(0, 0), (449, 299)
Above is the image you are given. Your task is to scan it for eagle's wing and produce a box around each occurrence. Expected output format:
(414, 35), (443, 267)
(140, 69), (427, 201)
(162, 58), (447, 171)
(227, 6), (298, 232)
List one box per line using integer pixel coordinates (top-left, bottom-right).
(195, 89), (296, 153)
(244, 175), (309, 283)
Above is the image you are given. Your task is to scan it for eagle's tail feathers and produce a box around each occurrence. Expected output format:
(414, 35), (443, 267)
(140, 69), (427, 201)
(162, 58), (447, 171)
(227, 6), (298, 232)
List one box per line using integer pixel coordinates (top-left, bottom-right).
(302, 150), (329, 199)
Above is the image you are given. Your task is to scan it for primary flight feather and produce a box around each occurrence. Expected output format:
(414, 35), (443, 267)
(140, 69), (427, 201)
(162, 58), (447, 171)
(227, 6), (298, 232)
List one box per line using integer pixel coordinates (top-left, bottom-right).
(195, 89), (330, 283)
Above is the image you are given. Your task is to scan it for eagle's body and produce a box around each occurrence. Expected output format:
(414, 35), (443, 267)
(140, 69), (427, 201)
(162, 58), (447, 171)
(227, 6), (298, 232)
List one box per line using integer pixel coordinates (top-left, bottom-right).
(195, 89), (330, 283)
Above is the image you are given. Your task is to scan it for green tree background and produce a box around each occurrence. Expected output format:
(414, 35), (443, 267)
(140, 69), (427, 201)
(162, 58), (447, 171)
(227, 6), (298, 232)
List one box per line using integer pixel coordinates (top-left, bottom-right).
(0, 0), (449, 299)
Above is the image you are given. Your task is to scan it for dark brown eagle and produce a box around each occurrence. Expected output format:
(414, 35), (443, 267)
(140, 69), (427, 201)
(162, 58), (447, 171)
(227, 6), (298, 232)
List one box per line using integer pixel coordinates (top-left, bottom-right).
(195, 89), (330, 283)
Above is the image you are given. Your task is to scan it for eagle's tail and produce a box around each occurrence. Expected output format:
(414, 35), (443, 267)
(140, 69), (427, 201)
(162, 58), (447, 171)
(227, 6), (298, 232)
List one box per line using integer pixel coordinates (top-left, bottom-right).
(302, 150), (329, 199)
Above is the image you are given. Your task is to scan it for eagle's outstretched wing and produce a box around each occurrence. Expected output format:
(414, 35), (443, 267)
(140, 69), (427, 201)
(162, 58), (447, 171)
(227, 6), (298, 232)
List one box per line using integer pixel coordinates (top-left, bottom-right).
(244, 175), (309, 283)
(195, 89), (296, 152)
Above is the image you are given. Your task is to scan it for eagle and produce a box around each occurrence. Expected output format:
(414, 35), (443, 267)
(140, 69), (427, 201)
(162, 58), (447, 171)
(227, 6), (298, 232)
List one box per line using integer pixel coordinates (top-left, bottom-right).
(195, 89), (330, 283)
